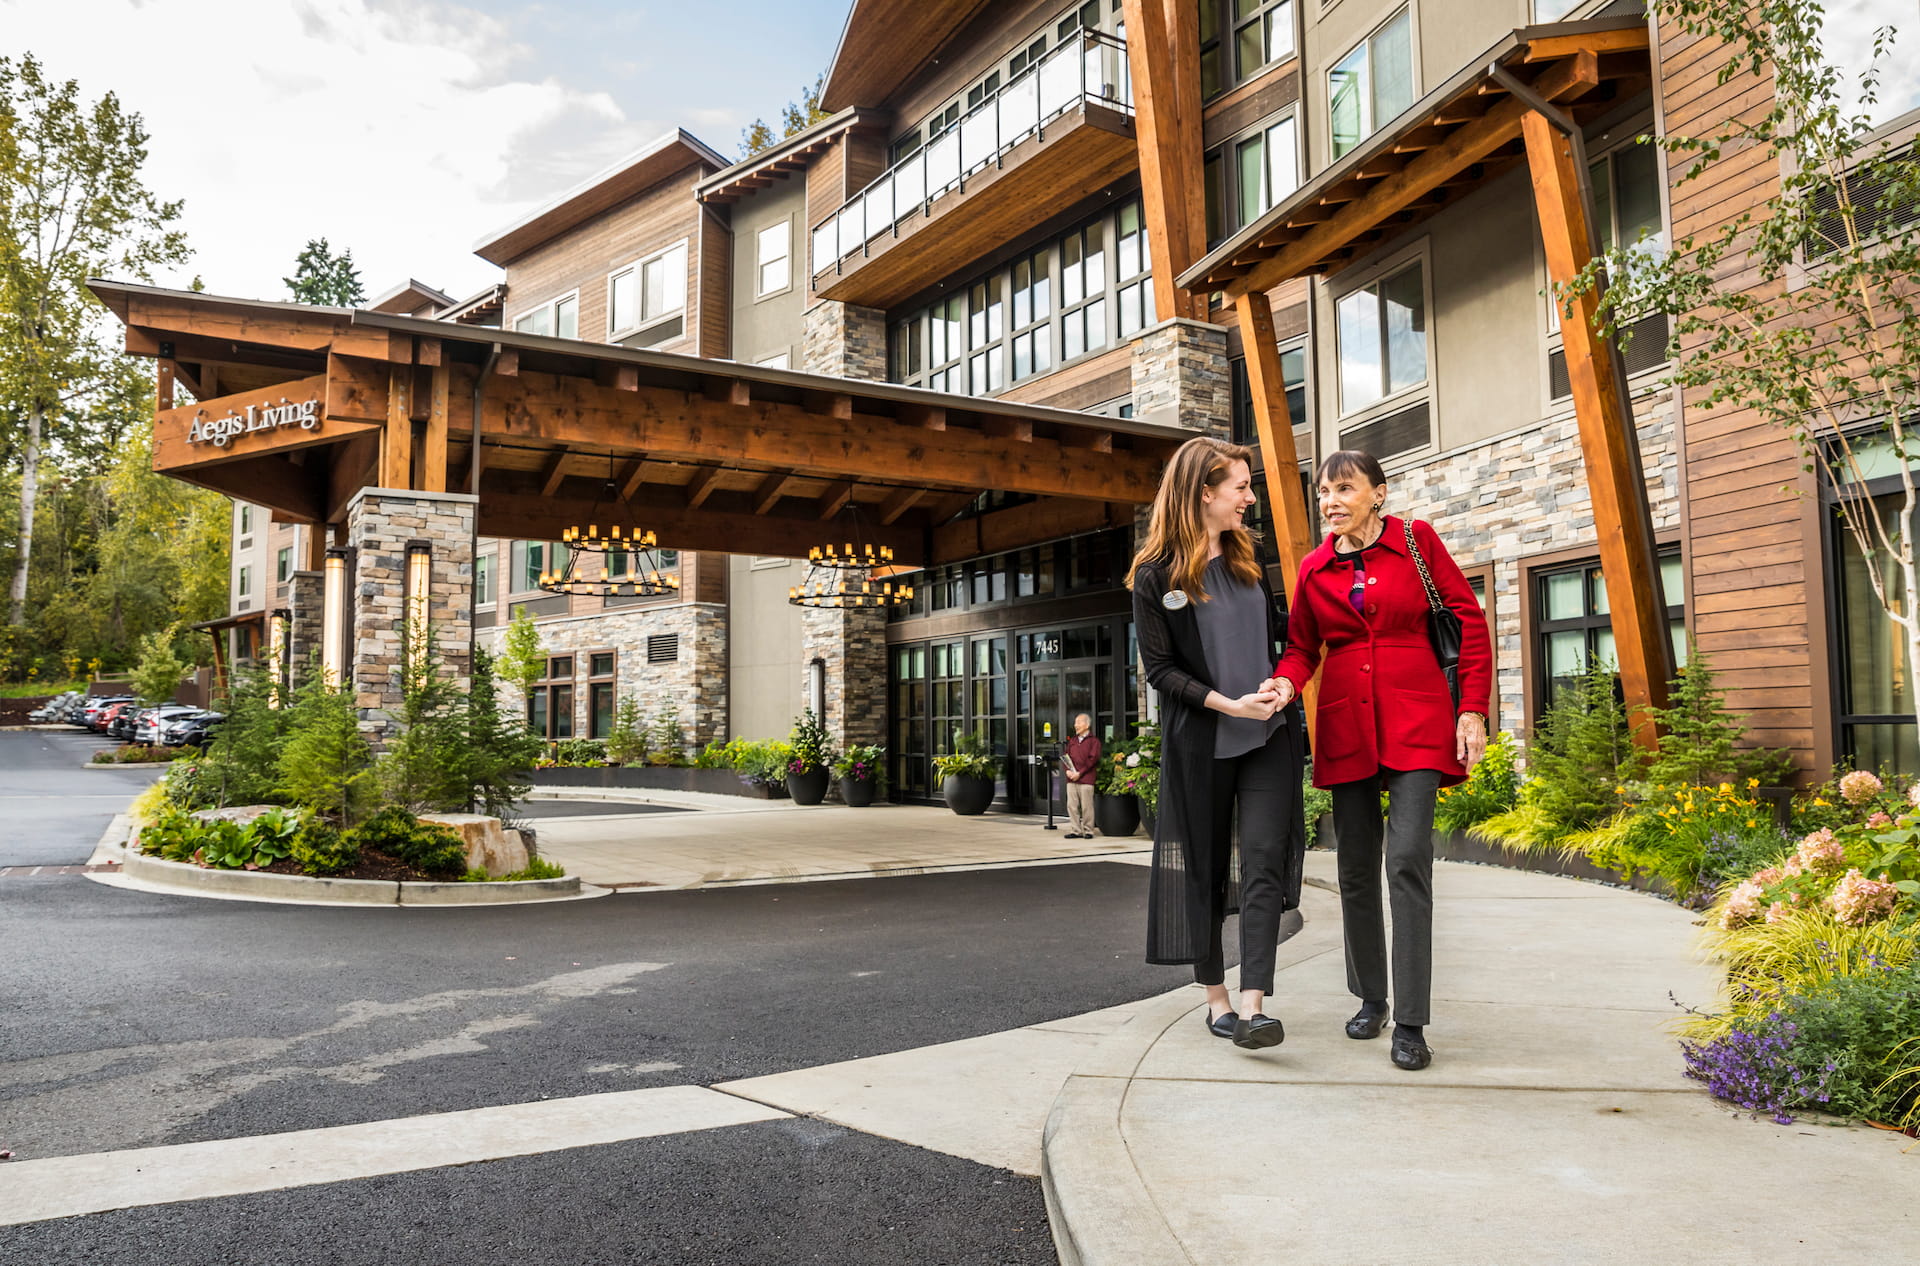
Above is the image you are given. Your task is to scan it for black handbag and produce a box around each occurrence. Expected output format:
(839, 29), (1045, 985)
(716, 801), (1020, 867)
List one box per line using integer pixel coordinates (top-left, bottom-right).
(1403, 519), (1462, 709)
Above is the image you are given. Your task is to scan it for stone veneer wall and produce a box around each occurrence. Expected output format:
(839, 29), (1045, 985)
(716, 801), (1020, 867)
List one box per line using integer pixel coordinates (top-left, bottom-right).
(473, 600), (729, 752)
(1382, 387), (1682, 729)
(1130, 318), (1230, 436)
(285, 569), (324, 678)
(801, 300), (887, 378)
(345, 489), (476, 743)
(800, 606), (887, 751)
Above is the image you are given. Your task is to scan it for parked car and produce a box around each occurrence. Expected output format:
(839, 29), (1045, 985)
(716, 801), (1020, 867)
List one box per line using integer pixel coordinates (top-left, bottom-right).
(133, 705), (199, 746)
(82, 696), (135, 731)
(103, 700), (144, 738)
(163, 710), (225, 748)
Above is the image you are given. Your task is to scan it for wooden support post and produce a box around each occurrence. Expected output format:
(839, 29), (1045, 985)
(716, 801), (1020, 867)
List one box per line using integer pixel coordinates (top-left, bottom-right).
(1122, 0), (1204, 321)
(303, 521), (328, 573)
(421, 363), (450, 493)
(382, 365), (413, 490)
(1234, 291), (1317, 601)
(1521, 108), (1671, 748)
(155, 359), (175, 414)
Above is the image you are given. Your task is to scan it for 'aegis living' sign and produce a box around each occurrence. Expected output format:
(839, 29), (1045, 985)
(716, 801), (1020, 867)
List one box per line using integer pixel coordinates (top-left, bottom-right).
(187, 398), (322, 448)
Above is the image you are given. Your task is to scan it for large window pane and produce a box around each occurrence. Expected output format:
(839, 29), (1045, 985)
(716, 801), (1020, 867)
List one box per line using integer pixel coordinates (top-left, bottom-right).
(1380, 265), (1427, 393)
(1371, 8), (1413, 130)
(1329, 43), (1367, 158)
(1236, 134), (1267, 227)
(1336, 286), (1382, 411)
(610, 270), (636, 332)
(555, 295), (577, 340)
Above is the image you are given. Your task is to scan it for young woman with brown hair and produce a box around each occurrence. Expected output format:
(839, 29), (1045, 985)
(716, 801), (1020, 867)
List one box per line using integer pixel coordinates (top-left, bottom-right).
(1128, 435), (1307, 1050)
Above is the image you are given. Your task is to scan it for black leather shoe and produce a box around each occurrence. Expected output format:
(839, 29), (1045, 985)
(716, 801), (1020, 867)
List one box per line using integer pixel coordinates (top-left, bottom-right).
(1391, 1027), (1432, 1070)
(1205, 1009), (1238, 1039)
(1232, 1013), (1285, 1050)
(1345, 1003), (1388, 1040)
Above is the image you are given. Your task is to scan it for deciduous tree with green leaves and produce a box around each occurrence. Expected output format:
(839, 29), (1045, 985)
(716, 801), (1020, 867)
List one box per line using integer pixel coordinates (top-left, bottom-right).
(497, 604), (544, 706)
(1559, 2), (1920, 738)
(0, 53), (189, 628)
(284, 237), (365, 306)
(739, 74), (831, 157)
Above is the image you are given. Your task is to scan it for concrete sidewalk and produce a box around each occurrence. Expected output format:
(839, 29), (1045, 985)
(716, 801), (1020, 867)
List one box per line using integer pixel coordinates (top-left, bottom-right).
(525, 793), (1149, 890)
(1043, 852), (1920, 1264)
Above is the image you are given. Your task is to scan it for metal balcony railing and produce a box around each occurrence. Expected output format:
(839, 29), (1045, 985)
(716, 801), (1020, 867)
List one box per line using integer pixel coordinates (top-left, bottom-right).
(811, 30), (1132, 280)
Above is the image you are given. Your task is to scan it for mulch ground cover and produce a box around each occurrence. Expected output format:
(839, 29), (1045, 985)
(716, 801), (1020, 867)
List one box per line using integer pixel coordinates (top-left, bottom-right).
(254, 850), (452, 884)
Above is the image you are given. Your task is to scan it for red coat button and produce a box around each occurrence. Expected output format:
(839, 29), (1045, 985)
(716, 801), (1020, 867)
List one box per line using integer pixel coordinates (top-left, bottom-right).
(1363, 664), (1372, 672)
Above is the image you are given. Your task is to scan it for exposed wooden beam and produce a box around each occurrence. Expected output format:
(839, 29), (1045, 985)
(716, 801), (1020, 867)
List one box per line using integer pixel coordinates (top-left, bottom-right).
(902, 403), (946, 430)
(172, 452), (325, 524)
(752, 472), (799, 515)
(817, 480), (856, 520)
(127, 326), (325, 378)
(495, 348), (519, 377)
(161, 358), (205, 401)
(479, 372), (1166, 505)
(417, 337), (443, 368)
(1521, 27), (1650, 63)
(929, 496), (1122, 566)
(382, 365), (413, 490)
(155, 358), (175, 413)
(598, 362), (641, 392)
(1522, 105), (1670, 748)
(1227, 51), (1600, 296)
(704, 378), (751, 407)
(326, 353), (389, 422)
(539, 451), (569, 498)
(983, 417), (1034, 443)
(1123, 0), (1205, 321)
(1235, 291), (1317, 597)
(421, 363), (450, 493)
(152, 373), (369, 473)
(682, 463), (724, 508)
(1060, 429), (1115, 454)
(877, 485), (925, 524)
(801, 389), (853, 420)
(618, 456), (650, 501)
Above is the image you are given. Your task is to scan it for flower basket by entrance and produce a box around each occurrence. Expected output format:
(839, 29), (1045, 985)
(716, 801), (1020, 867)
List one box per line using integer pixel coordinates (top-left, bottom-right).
(785, 709), (836, 806)
(1095, 792), (1140, 837)
(786, 765), (830, 806)
(933, 731), (999, 816)
(832, 744), (887, 808)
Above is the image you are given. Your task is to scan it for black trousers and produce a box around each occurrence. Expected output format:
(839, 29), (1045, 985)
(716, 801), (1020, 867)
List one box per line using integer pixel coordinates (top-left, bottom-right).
(1330, 766), (1442, 1026)
(1193, 731), (1294, 994)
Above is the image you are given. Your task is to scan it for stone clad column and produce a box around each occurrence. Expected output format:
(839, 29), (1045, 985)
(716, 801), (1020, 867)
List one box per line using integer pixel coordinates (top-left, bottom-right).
(285, 570), (325, 678)
(802, 301), (886, 379)
(345, 487), (476, 743)
(1130, 317), (1230, 437)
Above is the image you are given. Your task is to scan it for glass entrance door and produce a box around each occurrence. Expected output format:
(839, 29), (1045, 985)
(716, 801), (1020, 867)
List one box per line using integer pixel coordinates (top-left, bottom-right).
(1014, 663), (1098, 812)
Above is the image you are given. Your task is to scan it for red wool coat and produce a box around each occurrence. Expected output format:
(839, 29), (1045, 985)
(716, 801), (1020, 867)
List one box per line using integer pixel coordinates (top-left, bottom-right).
(1274, 516), (1493, 789)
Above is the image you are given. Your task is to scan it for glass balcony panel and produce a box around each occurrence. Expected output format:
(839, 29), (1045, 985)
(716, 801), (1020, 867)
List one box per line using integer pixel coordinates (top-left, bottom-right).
(866, 174), (896, 239)
(1039, 44), (1078, 118)
(837, 197), (864, 259)
(1003, 72), (1040, 145)
(813, 222), (838, 267)
(926, 130), (961, 195)
(895, 151), (927, 210)
(961, 109), (998, 175)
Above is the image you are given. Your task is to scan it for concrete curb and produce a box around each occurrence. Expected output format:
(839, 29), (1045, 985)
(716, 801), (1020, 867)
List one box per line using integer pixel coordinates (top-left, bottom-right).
(1042, 982), (1205, 1266)
(80, 760), (179, 771)
(120, 851), (585, 906)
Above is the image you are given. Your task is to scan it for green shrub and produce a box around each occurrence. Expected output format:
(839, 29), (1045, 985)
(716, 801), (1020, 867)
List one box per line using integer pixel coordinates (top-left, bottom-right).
(379, 629), (471, 813)
(788, 709), (834, 775)
(138, 805), (301, 870)
(465, 855), (566, 882)
(1434, 732), (1519, 833)
(693, 738), (742, 769)
(1644, 646), (1794, 790)
(464, 647), (542, 820)
(278, 668), (375, 824)
(603, 694), (649, 766)
(90, 743), (178, 764)
(649, 705), (686, 765)
(138, 806), (204, 863)
(290, 817), (360, 877)
(1526, 655), (1645, 837)
(832, 743), (888, 792)
(1301, 768), (1333, 847)
(932, 729), (999, 782)
(348, 806), (468, 878)
(733, 739), (793, 788)
(194, 664), (295, 808)
(553, 737), (606, 766)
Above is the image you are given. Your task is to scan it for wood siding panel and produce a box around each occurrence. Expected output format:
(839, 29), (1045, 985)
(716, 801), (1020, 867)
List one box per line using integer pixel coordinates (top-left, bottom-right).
(698, 211), (731, 359)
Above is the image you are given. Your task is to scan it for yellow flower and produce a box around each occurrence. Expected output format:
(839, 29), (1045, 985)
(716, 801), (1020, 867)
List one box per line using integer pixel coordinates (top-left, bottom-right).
(1746, 820), (1757, 828)
(1814, 797), (1830, 806)
(1747, 778), (1760, 788)
(1718, 782), (1733, 793)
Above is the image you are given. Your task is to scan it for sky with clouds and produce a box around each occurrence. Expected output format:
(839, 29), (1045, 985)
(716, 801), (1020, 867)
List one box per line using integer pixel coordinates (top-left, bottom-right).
(3, 0), (847, 304)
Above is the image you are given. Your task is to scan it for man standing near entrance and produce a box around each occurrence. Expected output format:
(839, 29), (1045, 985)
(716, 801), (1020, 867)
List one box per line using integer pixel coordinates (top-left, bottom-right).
(1063, 713), (1101, 839)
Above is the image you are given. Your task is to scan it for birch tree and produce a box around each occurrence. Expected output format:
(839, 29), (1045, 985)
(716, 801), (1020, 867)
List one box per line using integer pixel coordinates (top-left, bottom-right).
(1560, 1), (1920, 735)
(0, 54), (188, 627)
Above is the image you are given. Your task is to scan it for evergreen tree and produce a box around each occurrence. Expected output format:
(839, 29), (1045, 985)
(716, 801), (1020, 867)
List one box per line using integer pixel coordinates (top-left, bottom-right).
(1644, 644), (1794, 788)
(283, 237), (365, 306)
(379, 628), (469, 813)
(1527, 655), (1644, 832)
(194, 662), (294, 807)
(463, 646), (542, 820)
(278, 665), (375, 824)
(603, 692), (648, 766)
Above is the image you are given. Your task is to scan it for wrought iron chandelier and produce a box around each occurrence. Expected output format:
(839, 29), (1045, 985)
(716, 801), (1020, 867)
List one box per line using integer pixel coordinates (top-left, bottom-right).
(538, 454), (681, 598)
(788, 497), (916, 609)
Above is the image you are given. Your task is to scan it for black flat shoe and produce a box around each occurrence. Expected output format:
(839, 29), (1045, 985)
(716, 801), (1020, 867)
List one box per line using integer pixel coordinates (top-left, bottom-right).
(1205, 1009), (1238, 1039)
(1345, 1002), (1388, 1040)
(1391, 1027), (1432, 1071)
(1232, 1013), (1285, 1050)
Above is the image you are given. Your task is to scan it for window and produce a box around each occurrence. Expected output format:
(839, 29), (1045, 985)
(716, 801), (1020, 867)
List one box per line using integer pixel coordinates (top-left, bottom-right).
(755, 220), (791, 297)
(609, 241), (688, 341)
(1011, 247), (1054, 381)
(1060, 221), (1109, 361)
(528, 655), (575, 740)
(1232, 0), (1294, 79)
(1533, 551), (1686, 718)
(511, 541), (557, 593)
(968, 274), (1007, 395)
(1207, 114), (1300, 241)
(1547, 134), (1670, 395)
(512, 292), (578, 340)
(1116, 201), (1156, 337)
(1228, 339), (1309, 446)
(475, 553), (494, 606)
(276, 547), (292, 584)
(1329, 7), (1413, 159)
(238, 505), (253, 537)
(756, 351), (791, 369)
(1336, 260), (1427, 414)
(237, 565), (251, 597)
(587, 652), (617, 740)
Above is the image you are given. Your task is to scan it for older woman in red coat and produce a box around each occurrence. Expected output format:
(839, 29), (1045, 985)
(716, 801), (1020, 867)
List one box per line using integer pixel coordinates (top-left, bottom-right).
(1266, 450), (1492, 1071)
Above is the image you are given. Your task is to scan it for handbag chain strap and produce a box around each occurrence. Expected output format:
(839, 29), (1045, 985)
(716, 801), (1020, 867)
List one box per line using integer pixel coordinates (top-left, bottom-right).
(1402, 519), (1445, 614)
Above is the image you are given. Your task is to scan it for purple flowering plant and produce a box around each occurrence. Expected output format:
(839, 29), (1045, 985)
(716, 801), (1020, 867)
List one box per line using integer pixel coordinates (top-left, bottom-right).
(832, 744), (888, 792)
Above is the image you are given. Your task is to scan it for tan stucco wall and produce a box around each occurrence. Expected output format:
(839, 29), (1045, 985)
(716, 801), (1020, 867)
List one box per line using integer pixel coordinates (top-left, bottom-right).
(727, 554), (807, 741)
(727, 179), (807, 368)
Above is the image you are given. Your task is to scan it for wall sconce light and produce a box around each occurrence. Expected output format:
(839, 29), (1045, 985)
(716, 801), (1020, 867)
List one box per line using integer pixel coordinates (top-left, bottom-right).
(404, 539), (432, 664)
(322, 547), (350, 688)
(267, 608), (291, 707)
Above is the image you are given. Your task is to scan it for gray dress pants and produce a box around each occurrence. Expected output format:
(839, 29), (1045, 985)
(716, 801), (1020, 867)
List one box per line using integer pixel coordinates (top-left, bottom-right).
(1330, 767), (1442, 1025)
(1193, 732), (1294, 994)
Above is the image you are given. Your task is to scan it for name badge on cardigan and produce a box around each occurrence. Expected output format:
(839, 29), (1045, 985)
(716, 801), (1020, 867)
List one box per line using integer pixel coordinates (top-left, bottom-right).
(1162, 589), (1190, 610)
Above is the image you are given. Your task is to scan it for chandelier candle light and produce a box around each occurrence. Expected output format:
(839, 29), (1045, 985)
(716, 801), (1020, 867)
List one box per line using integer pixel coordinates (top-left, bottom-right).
(788, 502), (916, 609)
(538, 455), (683, 598)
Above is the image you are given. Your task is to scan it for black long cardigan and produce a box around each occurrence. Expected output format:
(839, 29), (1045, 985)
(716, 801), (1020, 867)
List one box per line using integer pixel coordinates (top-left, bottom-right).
(1132, 555), (1307, 966)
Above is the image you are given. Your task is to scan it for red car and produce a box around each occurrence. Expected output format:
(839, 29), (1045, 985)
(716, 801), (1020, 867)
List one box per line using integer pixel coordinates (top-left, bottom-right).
(95, 700), (139, 735)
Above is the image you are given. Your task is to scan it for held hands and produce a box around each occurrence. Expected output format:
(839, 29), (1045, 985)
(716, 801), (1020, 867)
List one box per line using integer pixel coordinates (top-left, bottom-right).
(1257, 677), (1296, 709)
(1457, 712), (1488, 770)
(1227, 688), (1283, 721)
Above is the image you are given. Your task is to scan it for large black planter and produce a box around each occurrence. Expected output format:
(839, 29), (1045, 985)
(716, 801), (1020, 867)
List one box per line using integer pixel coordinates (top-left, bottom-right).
(1095, 792), (1141, 838)
(1140, 802), (1157, 839)
(942, 774), (995, 816)
(839, 776), (877, 807)
(787, 765), (831, 806)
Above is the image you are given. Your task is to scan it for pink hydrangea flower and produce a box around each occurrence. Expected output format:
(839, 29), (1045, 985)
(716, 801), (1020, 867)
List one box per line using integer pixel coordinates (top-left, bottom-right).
(1839, 770), (1884, 804)
(1909, 781), (1920, 809)
(1720, 880), (1764, 929)
(1828, 869), (1899, 926)
(1867, 812), (1893, 828)
(1764, 901), (1791, 925)
(1793, 829), (1847, 874)
(1752, 866), (1784, 886)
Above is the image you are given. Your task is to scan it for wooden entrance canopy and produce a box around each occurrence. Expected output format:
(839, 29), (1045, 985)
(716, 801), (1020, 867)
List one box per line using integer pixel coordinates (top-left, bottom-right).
(1176, 16), (1673, 743)
(90, 281), (1192, 569)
